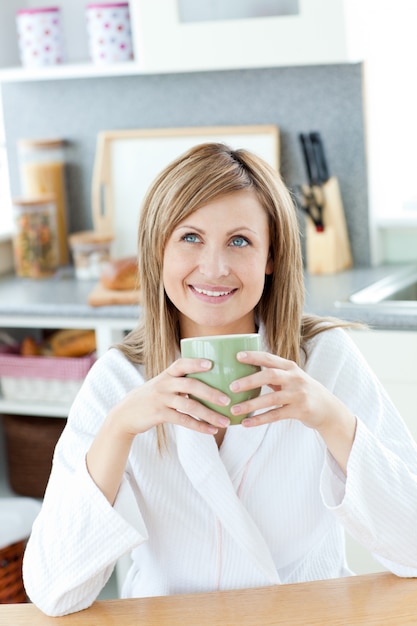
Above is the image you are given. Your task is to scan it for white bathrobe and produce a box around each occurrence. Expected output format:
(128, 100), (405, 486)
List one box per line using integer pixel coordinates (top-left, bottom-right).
(23, 327), (417, 616)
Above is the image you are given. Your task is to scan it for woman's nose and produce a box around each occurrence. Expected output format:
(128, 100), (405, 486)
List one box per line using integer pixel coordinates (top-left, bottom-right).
(199, 246), (229, 278)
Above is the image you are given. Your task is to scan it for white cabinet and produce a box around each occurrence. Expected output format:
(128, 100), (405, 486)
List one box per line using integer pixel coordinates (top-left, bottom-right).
(344, 329), (417, 575)
(349, 329), (417, 439)
(135, 0), (362, 74)
(0, 0), (361, 82)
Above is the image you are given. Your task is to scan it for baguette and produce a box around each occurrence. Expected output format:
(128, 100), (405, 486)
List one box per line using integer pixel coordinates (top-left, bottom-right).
(49, 329), (96, 357)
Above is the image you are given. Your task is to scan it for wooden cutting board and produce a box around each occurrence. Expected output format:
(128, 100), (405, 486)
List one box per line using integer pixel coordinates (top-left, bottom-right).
(88, 282), (141, 307)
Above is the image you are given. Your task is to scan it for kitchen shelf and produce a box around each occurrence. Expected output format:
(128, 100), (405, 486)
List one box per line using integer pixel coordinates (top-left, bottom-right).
(0, 60), (145, 83)
(0, 398), (69, 418)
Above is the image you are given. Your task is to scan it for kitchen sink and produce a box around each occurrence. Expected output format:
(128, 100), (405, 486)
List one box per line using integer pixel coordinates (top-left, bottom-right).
(346, 265), (417, 309)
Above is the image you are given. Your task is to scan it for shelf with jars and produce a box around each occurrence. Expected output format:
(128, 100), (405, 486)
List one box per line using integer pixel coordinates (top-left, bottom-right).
(0, 0), (140, 83)
(0, 0), (363, 84)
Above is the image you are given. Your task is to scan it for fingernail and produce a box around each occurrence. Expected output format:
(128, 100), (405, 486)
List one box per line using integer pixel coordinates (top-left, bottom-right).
(219, 417), (230, 427)
(207, 426), (218, 434)
(231, 404), (242, 415)
(230, 381), (240, 392)
(219, 394), (230, 406)
(200, 360), (211, 369)
(237, 351), (247, 359)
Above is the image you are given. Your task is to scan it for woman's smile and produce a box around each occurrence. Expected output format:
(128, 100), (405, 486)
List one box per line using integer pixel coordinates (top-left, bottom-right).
(163, 189), (273, 338)
(189, 284), (238, 302)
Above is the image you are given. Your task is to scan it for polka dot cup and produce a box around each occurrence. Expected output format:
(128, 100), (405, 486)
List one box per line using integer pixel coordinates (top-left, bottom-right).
(86, 2), (134, 65)
(16, 6), (66, 68)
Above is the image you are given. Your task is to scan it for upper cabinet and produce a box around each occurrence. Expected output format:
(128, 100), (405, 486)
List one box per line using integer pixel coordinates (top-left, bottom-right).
(0, 0), (362, 82)
(135, 0), (362, 74)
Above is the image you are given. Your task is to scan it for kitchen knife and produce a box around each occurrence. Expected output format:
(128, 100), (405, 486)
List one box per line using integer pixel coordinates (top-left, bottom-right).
(309, 131), (330, 184)
(299, 133), (319, 186)
(298, 132), (325, 231)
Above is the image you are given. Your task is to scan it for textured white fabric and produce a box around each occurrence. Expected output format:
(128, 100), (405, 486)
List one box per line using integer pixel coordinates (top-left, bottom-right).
(23, 327), (417, 616)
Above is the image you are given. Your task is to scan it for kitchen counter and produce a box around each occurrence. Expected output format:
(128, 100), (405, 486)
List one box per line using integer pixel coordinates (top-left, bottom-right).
(0, 269), (139, 324)
(0, 264), (416, 330)
(304, 263), (417, 329)
(3, 572), (417, 625)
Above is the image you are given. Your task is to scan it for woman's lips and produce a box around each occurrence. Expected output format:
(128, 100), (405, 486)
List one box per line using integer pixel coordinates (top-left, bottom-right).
(189, 285), (237, 303)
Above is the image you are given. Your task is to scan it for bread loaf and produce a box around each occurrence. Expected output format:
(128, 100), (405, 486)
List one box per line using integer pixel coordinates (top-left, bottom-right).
(49, 329), (96, 357)
(20, 336), (41, 357)
(100, 256), (139, 291)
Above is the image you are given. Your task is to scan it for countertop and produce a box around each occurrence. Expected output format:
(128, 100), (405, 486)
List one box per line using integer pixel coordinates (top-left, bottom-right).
(3, 572), (417, 625)
(0, 264), (416, 330)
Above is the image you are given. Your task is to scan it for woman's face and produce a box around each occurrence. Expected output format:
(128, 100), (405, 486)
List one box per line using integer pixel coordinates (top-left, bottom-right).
(163, 189), (273, 338)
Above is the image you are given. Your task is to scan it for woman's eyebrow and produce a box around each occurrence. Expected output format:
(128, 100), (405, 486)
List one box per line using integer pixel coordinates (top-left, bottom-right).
(175, 224), (258, 235)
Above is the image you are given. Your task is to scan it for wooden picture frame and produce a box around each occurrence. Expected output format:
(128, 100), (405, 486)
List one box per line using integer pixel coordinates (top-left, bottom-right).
(91, 125), (280, 258)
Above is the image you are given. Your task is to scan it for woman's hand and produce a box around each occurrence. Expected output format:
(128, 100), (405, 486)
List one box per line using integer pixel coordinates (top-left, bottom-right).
(229, 350), (357, 473)
(87, 357), (230, 504)
(108, 357), (231, 438)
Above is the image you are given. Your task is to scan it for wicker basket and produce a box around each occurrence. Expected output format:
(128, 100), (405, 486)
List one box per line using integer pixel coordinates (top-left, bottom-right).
(2, 414), (66, 498)
(0, 349), (96, 404)
(0, 539), (27, 604)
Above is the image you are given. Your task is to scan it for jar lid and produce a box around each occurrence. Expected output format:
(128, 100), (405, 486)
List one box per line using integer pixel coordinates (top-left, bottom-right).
(18, 138), (65, 150)
(13, 194), (56, 206)
(69, 230), (114, 245)
(16, 7), (60, 15)
(86, 3), (129, 9)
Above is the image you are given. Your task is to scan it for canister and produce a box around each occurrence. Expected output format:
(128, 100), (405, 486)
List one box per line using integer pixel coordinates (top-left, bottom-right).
(16, 6), (65, 67)
(86, 2), (134, 65)
(69, 230), (113, 279)
(18, 138), (69, 266)
(12, 195), (59, 278)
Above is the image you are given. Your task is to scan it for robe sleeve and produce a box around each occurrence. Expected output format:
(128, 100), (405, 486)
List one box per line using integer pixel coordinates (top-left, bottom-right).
(313, 328), (417, 576)
(23, 349), (148, 616)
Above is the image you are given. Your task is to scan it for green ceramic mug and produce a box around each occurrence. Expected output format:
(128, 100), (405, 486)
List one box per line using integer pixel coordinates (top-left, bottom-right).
(180, 333), (261, 425)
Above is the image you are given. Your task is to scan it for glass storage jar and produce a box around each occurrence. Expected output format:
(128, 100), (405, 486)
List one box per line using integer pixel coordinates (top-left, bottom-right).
(12, 195), (59, 278)
(18, 138), (69, 266)
(69, 230), (113, 279)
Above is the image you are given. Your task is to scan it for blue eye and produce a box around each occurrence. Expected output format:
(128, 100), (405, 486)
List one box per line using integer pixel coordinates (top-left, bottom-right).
(183, 233), (200, 243)
(231, 236), (249, 247)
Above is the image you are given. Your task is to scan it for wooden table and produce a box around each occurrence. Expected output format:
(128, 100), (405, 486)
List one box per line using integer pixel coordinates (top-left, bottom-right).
(2, 572), (417, 625)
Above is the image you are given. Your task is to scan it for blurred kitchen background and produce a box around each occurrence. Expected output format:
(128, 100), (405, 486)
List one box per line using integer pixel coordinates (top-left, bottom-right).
(1, 0), (417, 599)
(0, 0), (416, 274)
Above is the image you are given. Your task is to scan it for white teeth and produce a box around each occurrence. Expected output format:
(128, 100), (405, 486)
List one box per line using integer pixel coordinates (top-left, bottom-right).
(194, 287), (231, 297)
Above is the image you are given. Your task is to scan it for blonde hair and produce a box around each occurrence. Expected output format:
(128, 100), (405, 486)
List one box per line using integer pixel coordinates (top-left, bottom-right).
(118, 142), (353, 442)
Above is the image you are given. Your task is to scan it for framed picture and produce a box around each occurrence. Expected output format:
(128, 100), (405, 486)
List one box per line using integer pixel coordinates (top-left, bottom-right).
(131, 0), (359, 73)
(91, 125), (279, 258)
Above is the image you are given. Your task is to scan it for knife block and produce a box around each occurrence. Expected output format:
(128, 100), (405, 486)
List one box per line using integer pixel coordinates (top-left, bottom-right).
(304, 176), (353, 275)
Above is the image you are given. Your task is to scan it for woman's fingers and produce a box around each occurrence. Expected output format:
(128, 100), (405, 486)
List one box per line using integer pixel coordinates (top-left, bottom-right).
(237, 350), (295, 370)
(163, 358), (232, 430)
(171, 392), (230, 429)
(167, 356), (212, 377)
(230, 351), (322, 428)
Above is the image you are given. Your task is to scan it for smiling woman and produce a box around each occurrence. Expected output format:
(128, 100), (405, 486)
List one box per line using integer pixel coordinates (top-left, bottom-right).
(22, 142), (417, 618)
